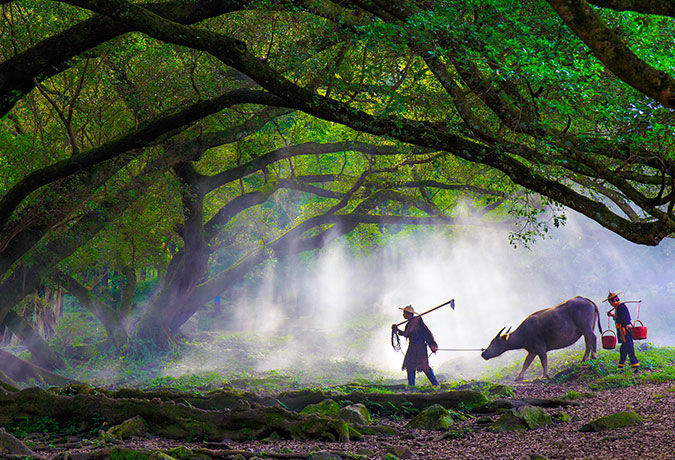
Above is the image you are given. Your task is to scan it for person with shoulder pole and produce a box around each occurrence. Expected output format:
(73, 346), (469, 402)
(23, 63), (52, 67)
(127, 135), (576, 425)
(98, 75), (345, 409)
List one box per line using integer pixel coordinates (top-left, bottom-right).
(604, 291), (639, 373)
(391, 304), (440, 387)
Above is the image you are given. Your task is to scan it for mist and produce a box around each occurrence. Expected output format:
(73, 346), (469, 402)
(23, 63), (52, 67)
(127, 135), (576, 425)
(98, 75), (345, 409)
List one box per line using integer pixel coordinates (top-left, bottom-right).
(173, 210), (675, 383)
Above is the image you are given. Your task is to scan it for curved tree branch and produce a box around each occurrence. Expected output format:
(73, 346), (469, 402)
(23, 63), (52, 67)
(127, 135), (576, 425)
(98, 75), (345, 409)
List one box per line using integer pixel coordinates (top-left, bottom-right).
(0, 89), (284, 232)
(0, 0), (251, 117)
(587, 0), (675, 17)
(546, 0), (675, 108)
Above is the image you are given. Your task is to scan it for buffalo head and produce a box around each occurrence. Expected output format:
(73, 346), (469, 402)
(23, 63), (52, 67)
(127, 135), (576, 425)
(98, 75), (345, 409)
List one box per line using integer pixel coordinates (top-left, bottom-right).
(481, 327), (511, 360)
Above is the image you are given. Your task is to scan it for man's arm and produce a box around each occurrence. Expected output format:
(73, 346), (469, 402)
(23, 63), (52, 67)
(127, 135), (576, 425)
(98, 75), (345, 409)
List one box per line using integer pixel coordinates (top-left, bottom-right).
(419, 318), (438, 351)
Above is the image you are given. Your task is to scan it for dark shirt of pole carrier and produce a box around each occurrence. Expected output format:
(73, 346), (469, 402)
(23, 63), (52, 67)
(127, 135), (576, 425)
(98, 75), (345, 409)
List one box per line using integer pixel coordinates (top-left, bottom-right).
(607, 292), (639, 371)
(398, 315), (438, 372)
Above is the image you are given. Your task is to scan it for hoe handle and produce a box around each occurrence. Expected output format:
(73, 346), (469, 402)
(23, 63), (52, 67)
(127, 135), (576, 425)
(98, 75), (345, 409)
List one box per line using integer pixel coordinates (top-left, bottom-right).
(396, 299), (455, 327)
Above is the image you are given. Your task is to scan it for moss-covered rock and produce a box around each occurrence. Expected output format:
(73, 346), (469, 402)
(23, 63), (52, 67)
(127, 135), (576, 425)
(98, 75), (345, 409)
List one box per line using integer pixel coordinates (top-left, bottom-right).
(165, 446), (212, 460)
(384, 444), (412, 459)
(552, 412), (571, 422)
(338, 403), (371, 425)
(165, 446), (193, 459)
(301, 399), (342, 418)
(488, 412), (528, 432)
(148, 452), (178, 460)
(292, 414), (352, 442)
(515, 405), (553, 429)
(354, 424), (398, 436)
(489, 405), (552, 432)
(434, 427), (473, 440)
(579, 411), (643, 432)
(106, 415), (149, 439)
(405, 404), (454, 430)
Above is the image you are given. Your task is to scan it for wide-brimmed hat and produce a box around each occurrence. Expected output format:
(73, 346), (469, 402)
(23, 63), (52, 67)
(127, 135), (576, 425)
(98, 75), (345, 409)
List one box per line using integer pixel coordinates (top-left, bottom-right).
(398, 305), (416, 314)
(602, 291), (622, 303)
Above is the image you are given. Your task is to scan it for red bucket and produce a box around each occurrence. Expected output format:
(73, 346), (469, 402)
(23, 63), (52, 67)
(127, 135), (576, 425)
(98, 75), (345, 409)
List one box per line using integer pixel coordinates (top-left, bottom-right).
(632, 320), (647, 340)
(602, 330), (617, 349)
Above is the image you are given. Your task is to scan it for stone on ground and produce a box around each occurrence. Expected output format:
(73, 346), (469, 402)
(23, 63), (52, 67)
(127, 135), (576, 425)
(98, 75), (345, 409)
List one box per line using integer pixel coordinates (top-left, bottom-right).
(106, 415), (149, 439)
(579, 411), (643, 432)
(489, 405), (552, 432)
(300, 399), (341, 417)
(338, 403), (371, 424)
(405, 404), (455, 430)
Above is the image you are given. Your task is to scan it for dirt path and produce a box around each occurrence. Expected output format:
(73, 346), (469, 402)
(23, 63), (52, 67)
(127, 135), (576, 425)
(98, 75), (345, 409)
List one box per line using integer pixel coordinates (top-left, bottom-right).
(225, 380), (675, 460)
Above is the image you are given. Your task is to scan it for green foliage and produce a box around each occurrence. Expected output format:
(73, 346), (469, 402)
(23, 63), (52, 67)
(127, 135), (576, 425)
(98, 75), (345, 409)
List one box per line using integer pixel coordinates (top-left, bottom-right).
(561, 390), (595, 400)
(141, 373), (226, 393)
(363, 400), (419, 418)
(7, 416), (61, 439)
(49, 301), (106, 352)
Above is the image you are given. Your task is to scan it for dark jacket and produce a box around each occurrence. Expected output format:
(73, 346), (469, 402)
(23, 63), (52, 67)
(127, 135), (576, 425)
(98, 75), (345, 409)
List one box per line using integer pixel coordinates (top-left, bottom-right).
(398, 316), (438, 372)
(614, 302), (632, 327)
(614, 302), (632, 342)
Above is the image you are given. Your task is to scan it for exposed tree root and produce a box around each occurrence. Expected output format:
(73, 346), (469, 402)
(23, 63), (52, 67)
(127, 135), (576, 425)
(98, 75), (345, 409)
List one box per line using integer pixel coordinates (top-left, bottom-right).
(0, 349), (77, 386)
(0, 427), (46, 459)
(272, 388), (490, 412)
(0, 387), (353, 442)
(52, 446), (363, 460)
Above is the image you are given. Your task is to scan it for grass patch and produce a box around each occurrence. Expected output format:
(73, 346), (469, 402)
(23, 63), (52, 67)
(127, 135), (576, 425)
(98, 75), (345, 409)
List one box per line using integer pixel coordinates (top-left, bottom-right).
(561, 390), (595, 400)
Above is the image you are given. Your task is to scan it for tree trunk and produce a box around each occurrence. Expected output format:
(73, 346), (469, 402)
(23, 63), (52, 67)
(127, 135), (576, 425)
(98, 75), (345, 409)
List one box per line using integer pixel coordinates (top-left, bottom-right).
(134, 162), (209, 349)
(2, 311), (65, 369)
(0, 349), (75, 386)
(119, 265), (136, 321)
(52, 270), (129, 349)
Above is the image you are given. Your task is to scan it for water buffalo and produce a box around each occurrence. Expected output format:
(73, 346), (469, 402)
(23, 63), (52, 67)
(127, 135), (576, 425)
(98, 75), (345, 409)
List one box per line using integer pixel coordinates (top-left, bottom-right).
(481, 296), (602, 381)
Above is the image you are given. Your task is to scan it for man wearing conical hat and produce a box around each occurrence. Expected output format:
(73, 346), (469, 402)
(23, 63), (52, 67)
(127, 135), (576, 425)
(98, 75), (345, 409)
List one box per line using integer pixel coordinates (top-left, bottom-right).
(605, 292), (639, 373)
(392, 305), (440, 386)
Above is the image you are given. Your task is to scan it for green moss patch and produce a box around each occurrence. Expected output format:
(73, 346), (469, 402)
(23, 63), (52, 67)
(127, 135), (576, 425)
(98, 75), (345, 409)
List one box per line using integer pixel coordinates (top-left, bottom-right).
(405, 404), (455, 430)
(579, 411), (643, 432)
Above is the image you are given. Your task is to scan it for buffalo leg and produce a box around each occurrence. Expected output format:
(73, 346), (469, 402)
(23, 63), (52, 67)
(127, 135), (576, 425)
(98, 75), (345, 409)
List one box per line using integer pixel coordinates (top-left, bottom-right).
(582, 333), (597, 360)
(515, 352), (537, 381)
(539, 353), (550, 379)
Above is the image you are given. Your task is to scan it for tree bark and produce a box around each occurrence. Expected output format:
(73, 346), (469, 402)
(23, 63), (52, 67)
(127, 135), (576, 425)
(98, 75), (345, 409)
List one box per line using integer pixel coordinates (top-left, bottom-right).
(0, 0), (251, 117)
(0, 387), (352, 442)
(134, 162), (210, 349)
(52, 271), (129, 349)
(119, 265), (137, 322)
(2, 311), (65, 369)
(0, 349), (75, 386)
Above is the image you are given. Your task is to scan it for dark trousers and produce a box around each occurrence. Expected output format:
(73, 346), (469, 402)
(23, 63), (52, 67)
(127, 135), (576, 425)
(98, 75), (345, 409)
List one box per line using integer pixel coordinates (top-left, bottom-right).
(618, 332), (639, 367)
(407, 368), (439, 386)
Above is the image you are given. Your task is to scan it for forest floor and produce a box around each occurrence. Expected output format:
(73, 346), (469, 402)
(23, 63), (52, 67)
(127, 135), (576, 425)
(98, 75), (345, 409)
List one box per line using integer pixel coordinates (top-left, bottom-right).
(26, 370), (675, 460)
(210, 378), (675, 460)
